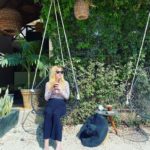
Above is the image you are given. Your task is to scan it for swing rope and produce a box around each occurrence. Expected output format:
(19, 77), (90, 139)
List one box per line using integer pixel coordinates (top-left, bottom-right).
(56, 0), (80, 100)
(53, 0), (65, 67)
(31, 0), (53, 90)
(31, 0), (80, 100)
(126, 12), (150, 105)
(49, 38), (53, 59)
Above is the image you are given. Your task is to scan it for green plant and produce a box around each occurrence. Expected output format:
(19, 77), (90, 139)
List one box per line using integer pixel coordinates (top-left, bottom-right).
(61, 58), (134, 124)
(0, 40), (49, 88)
(112, 115), (121, 127)
(75, 61), (128, 103)
(63, 101), (98, 125)
(0, 88), (13, 117)
(34, 0), (150, 66)
(31, 0), (150, 125)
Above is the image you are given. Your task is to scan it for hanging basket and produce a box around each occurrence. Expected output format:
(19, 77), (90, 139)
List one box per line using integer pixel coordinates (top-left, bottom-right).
(0, 8), (22, 36)
(74, 0), (89, 20)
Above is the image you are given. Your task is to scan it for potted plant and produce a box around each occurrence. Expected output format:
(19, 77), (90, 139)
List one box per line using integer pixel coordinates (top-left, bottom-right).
(0, 39), (49, 109)
(0, 87), (19, 137)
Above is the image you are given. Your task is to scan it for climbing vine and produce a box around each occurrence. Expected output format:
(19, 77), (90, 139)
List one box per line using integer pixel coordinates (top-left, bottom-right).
(34, 0), (150, 66)
(32, 0), (150, 123)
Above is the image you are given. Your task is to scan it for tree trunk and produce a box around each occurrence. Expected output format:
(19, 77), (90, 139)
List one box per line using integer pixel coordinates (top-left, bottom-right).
(27, 65), (31, 89)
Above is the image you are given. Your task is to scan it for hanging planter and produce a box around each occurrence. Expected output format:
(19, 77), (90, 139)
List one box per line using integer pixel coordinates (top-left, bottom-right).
(74, 0), (89, 20)
(0, 8), (22, 36)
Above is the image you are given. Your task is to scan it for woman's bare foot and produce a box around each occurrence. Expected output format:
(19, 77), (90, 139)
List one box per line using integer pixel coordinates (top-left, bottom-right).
(56, 141), (62, 150)
(56, 145), (62, 150)
(44, 139), (49, 150)
(44, 145), (49, 150)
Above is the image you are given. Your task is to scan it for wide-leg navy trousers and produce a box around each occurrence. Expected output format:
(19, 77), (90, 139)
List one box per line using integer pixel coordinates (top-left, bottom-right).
(43, 98), (66, 141)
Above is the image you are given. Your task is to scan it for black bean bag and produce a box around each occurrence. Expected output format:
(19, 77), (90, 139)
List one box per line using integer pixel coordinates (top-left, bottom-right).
(79, 113), (108, 147)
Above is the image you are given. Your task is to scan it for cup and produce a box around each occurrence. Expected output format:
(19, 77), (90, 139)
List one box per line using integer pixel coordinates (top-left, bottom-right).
(106, 105), (112, 111)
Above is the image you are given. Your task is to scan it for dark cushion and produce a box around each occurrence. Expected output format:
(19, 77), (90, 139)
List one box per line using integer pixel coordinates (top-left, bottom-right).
(79, 113), (108, 147)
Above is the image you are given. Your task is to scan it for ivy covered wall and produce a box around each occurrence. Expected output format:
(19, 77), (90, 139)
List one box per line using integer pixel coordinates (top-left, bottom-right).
(35, 0), (150, 66)
(33, 0), (150, 123)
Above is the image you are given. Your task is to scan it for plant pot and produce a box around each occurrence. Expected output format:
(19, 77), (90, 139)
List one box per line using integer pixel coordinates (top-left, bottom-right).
(0, 109), (19, 138)
(20, 89), (41, 109)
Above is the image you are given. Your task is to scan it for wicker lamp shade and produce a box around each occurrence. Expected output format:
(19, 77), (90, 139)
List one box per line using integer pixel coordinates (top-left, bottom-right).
(0, 8), (22, 36)
(74, 0), (89, 20)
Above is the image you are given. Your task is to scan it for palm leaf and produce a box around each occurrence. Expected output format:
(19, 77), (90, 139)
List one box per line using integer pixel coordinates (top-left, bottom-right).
(0, 53), (23, 67)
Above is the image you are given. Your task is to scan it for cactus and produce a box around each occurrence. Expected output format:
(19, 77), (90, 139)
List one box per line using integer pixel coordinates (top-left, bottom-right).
(0, 88), (13, 117)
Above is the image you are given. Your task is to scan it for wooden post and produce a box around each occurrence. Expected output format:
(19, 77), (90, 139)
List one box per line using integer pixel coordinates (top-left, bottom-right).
(106, 105), (118, 135)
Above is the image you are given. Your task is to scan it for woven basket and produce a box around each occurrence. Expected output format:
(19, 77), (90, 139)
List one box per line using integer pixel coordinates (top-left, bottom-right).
(0, 8), (22, 36)
(74, 0), (89, 20)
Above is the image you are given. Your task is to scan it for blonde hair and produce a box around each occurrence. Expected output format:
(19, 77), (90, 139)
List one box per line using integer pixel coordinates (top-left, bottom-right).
(47, 66), (66, 90)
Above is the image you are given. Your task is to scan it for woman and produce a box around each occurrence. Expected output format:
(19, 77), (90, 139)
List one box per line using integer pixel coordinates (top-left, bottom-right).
(44, 66), (70, 150)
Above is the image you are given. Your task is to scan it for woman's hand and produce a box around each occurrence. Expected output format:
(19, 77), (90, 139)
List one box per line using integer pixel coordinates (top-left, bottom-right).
(53, 83), (61, 90)
(53, 83), (62, 94)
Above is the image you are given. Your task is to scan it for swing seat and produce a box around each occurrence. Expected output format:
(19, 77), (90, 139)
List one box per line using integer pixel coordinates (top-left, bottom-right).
(79, 113), (108, 147)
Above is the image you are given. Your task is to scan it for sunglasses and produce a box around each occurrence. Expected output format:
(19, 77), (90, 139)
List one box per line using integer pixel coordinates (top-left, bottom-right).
(56, 71), (64, 74)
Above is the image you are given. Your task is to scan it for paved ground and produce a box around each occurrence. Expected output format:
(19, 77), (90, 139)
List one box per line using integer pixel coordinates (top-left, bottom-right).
(0, 124), (150, 150)
(0, 109), (150, 150)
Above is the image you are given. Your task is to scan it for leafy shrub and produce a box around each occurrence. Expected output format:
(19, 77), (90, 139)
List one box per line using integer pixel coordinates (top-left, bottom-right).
(75, 60), (134, 104)
(0, 88), (13, 117)
(62, 59), (136, 125)
(63, 101), (98, 125)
